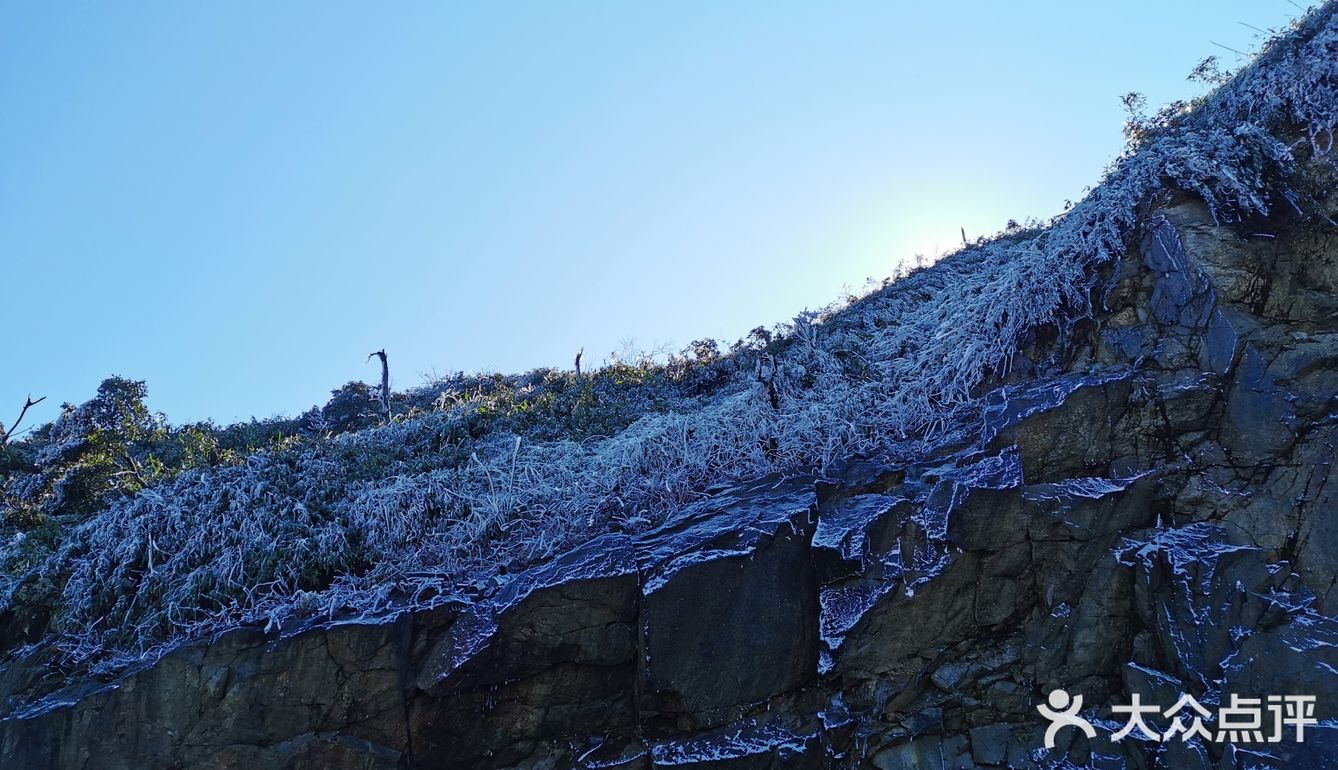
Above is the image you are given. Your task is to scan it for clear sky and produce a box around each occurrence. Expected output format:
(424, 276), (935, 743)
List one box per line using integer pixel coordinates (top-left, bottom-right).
(0, 1), (1307, 427)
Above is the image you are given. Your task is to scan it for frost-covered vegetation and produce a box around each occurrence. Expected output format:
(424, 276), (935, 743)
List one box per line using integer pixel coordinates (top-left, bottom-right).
(2, 5), (1336, 678)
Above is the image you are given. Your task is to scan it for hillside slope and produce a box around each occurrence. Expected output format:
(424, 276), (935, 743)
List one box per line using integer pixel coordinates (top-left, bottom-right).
(0, 4), (1336, 769)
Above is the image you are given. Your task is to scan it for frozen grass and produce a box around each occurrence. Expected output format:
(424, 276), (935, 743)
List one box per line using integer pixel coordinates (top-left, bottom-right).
(6, 4), (1338, 675)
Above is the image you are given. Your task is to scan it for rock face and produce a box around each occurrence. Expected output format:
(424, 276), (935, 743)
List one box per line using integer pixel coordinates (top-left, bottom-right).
(0, 204), (1335, 768)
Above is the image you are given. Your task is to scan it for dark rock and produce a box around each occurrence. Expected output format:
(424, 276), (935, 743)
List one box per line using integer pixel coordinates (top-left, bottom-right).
(812, 493), (908, 583)
(415, 532), (640, 696)
(833, 552), (978, 683)
(941, 733), (972, 769)
(901, 707), (943, 738)
(1225, 611), (1338, 700)
(408, 659), (636, 769)
(1118, 523), (1294, 690)
(0, 617), (410, 770)
(1221, 344), (1298, 465)
(968, 723), (1012, 765)
(638, 477), (818, 727)
(984, 369), (1135, 482)
(409, 533), (641, 768)
(870, 736), (943, 770)
(1143, 215), (1216, 331)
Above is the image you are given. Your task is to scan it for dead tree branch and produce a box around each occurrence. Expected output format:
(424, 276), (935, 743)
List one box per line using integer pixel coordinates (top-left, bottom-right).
(1, 395), (46, 446)
(367, 350), (391, 423)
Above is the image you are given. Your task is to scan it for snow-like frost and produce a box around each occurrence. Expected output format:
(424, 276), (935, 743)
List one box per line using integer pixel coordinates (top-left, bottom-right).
(648, 721), (814, 766)
(5, 6), (1337, 674)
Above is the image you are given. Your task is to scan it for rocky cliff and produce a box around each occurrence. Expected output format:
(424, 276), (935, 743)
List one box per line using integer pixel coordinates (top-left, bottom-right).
(2, 10), (1337, 770)
(3, 195), (1336, 769)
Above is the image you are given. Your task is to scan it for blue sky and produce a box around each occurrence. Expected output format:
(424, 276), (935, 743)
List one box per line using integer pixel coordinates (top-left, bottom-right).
(0, 1), (1306, 426)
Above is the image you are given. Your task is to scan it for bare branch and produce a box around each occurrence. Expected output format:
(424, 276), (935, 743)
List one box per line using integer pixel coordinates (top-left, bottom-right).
(1, 394), (47, 446)
(1210, 40), (1249, 57)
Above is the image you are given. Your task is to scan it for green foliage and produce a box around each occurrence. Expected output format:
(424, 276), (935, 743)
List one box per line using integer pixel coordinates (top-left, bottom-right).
(306, 381), (380, 434)
(0, 378), (306, 531)
(3, 376), (167, 520)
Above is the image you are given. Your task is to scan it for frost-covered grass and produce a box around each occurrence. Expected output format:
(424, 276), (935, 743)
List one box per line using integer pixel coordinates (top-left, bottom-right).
(4, 3), (1337, 677)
